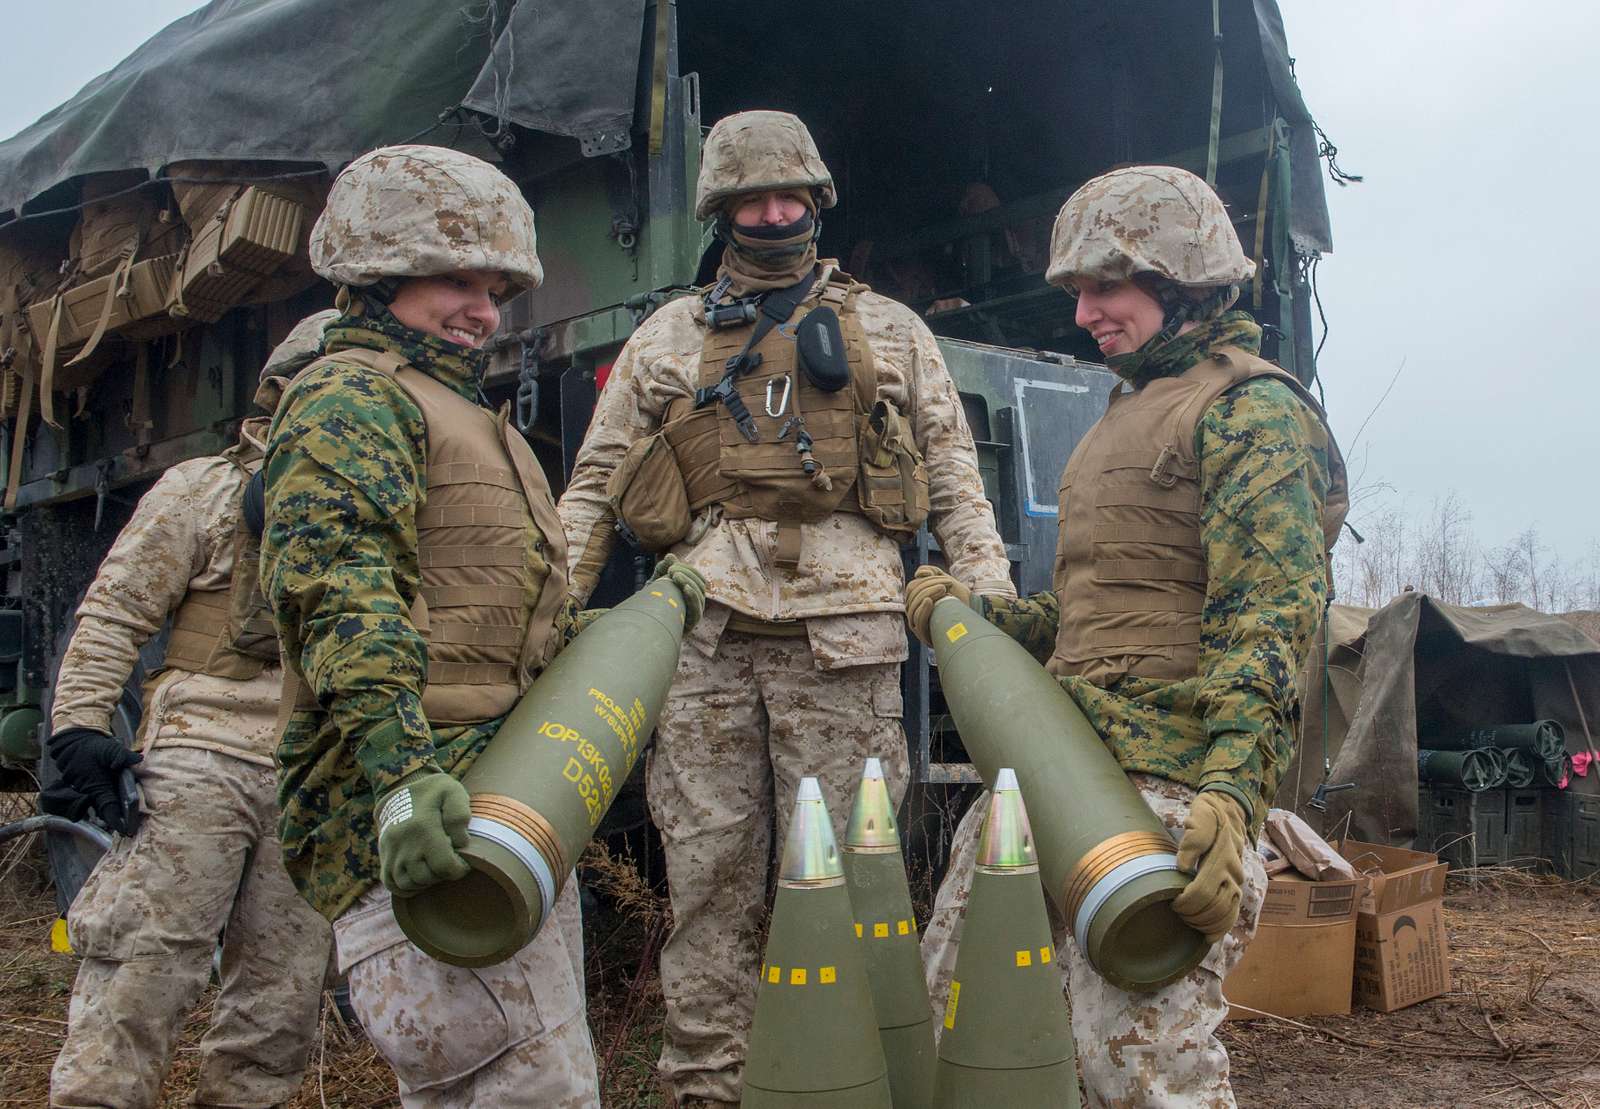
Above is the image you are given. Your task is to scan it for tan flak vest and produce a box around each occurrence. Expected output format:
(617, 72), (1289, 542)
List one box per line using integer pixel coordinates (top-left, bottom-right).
(160, 418), (280, 681)
(1048, 346), (1348, 689)
(284, 347), (570, 727)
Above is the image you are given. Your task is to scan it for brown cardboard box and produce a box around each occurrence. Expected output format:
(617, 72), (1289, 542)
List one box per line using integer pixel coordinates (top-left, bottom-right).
(1223, 872), (1361, 1020)
(1340, 840), (1452, 1012)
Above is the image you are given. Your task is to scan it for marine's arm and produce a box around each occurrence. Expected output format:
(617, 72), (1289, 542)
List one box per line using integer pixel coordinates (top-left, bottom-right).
(1193, 378), (1333, 824)
(50, 465), (210, 733)
(260, 363), (436, 797)
(973, 591), (1061, 666)
(899, 310), (1015, 597)
(557, 308), (688, 603)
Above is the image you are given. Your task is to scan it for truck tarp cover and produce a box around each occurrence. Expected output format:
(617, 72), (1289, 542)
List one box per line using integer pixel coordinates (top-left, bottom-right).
(0, 0), (645, 217)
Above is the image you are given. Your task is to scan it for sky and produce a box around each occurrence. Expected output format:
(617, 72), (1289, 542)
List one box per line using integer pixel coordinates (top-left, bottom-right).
(3, 0), (1598, 563)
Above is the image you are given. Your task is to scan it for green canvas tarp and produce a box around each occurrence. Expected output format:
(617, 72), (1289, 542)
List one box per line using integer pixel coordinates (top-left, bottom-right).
(1286, 594), (1600, 846)
(0, 0), (648, 218)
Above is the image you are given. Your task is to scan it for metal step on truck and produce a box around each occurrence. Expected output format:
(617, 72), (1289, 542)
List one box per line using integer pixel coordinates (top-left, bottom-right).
(0, 0), (1337, 900)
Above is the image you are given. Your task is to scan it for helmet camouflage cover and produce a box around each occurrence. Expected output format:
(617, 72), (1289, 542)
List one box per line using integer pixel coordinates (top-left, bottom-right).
(1046, 165), (1256, 290)
(309, 144), (543, 292)
(694, 111), (837, 220)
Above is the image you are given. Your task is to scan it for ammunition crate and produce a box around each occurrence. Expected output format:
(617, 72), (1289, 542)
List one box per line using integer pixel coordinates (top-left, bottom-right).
(1542, 792), (1600, 880)
(1417, 787), (1503, 871)
(1503, 789), (1544, 866)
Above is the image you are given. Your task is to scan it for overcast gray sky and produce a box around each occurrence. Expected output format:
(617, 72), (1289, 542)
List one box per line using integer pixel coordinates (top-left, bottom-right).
(4, 1), (1596, 564)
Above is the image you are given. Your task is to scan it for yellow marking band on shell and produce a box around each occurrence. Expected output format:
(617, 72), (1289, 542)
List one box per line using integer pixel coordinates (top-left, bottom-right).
(1041, 945), (1053, 963)
(820, 966), (837, 984)
(768, 966), (780, 984)
(874, 922), (889, 938)
(855, 923), (863, 938)
(943, 981), (961, 1029)
(946, 622), (968, 643)
(649, 590), (664, 598)
(1016, 949), (1032, 967)
(51, 918), (72, 954)
(897, 920), (911, 936)
(790, 968), (807, 985)
(668, 597), (679, 608)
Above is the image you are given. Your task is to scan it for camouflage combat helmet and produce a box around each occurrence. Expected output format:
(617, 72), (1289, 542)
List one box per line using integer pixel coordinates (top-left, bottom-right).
(310, 145), (543, 292)
(1046, 165), (1255, 290)
(694, 111), (837, 221)
(253, 308), (339, 412)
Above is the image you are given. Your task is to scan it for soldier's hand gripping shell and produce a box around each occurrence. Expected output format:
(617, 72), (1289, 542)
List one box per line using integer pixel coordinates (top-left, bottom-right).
(1171, 790), (1248, 942)
(903, 566), (971, 646)
(375, 767), (473, 896)
(650, 554), (706, 632)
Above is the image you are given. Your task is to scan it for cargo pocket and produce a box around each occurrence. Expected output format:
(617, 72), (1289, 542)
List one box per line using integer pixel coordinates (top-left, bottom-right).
(607, 431), (691, 551)
(337, 893), (551, 1093)
(856, 400), (929, 538)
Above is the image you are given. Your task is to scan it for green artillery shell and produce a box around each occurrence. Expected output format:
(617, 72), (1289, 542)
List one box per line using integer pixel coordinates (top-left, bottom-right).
(744, 777), (893, 1108)
(392, 579), (689, 967)
(926, 597), (1205, 992)
(933, 770), (1079, 1108)
(1417, 748), (1501, 792)
(842, 757), (935, 1109)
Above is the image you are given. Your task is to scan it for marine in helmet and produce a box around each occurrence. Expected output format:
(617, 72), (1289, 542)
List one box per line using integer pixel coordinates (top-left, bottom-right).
(909, 164), (1348, 1105)
(44, 311), (338, 1109)
(259, 145), (624, 1108)
(557, 110), (1014, 1106)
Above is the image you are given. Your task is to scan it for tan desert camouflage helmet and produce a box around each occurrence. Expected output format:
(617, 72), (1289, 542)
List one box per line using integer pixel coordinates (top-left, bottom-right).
(309, 144), (543, 292)
(694, 111), (837, 221)
(1046, 165), (1256, 290)
(253, 308), (340, 411)
(259, 309), (340, 386)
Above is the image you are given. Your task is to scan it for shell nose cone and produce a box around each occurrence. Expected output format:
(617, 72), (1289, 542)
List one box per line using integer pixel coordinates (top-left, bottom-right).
(977, 768), (1038, 869)
(845, 760), (900, 848)
(780, 776), (844, 882)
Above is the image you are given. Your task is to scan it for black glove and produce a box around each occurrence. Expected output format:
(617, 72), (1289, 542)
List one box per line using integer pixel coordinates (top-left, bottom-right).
(38, 781), (92, 822)
(47, 727), (142, 835)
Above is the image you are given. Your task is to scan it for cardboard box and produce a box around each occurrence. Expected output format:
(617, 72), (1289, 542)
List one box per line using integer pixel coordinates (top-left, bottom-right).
(1223, 872), (1361, 1020)
(1340, 840), (1452, 1012)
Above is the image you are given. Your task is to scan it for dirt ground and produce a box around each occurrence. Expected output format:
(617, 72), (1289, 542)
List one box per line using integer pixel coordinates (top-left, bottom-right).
(2, 834), (1597, 1108)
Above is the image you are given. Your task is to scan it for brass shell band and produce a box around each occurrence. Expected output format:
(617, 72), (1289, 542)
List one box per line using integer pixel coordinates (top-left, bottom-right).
(471, 794), (567, 879)
(1060, 831), (1178, 924)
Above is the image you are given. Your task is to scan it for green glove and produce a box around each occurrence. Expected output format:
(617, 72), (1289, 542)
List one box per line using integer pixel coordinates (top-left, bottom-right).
(1171, 790), (1248, 943)
(375, 770), (472, 897)
(651, 554), (706, 632)
(903, 565), (971, 647)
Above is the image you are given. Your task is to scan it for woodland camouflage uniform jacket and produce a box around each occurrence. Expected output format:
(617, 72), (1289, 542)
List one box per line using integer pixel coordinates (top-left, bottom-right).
(260, 316), (579, 920)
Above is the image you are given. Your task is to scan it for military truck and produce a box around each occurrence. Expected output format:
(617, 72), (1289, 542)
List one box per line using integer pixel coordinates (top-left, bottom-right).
(0, 0), (1337, 897)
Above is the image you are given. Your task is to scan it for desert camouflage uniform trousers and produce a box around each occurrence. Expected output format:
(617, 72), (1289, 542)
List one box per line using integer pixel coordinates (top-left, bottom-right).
(51, 747), (332, 1109)
(922, 774), (1269, 1109)
(650, 623), (911, 1105)
(333, 879), (597, 1108)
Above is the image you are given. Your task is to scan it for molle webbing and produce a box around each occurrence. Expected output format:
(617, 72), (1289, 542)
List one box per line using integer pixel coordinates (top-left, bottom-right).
(164, 589), (268, 681)
(303, 347), (571, 727)
(673, 274), (875, 522)
(1049, 348), (1344, 687)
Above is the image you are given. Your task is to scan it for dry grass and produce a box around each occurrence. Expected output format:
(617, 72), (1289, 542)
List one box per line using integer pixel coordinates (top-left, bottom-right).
(2, 833), (1597, 1107)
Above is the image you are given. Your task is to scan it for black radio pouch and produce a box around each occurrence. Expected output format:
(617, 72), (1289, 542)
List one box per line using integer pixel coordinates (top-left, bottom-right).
(795, 306), (849, 393)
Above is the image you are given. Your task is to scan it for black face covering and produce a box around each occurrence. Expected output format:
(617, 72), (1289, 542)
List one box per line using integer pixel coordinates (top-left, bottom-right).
(723, 210), (817, 261)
